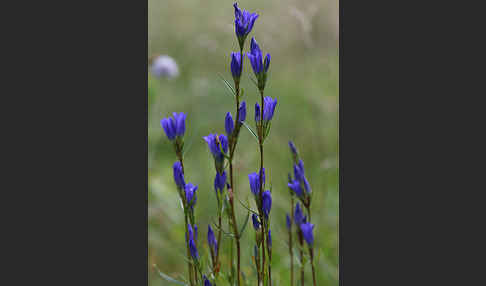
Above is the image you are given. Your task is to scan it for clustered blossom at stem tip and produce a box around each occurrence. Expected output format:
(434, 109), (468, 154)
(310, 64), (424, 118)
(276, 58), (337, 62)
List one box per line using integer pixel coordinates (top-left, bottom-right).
(207, 224), (218, 255)
(288, 179), (303, 197)
(214, 171), (227, 194)
(239, 101), (247, 122)
(187, 223), (199, 259)
(247, 38), (270, 76)
(161, 112), (186, 140)
(294, 202), (306, 226)
(231, 52), (243, 79)
(203, 133), (228, 161)
(248, 168), (265, 195)
(233, 2), (259, 44)
(300, 222), (315, 247)
(185, 183), (198, 209)
(252, 213), (260, 230)
(172, 161), (185, 190)
(203, 275), (212, 286)
(255, 97), (277, 122)
(225, 112), (234, 136)
(293, 159), (311, 193)
(262, 190), (272, 218)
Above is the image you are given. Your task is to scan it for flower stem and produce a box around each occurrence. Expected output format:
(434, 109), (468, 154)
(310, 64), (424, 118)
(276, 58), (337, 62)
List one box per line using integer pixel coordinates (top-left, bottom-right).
(289, 196), (295, 286)
(298, 231), (304, 286)
(176, 154), (195, 286)
(309, 247), (317, 286)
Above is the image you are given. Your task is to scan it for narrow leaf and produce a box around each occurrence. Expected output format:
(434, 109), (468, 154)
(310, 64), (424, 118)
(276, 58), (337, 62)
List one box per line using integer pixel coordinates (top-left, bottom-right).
(238, 210), (250, 238)
(241, 121), (259, 143)
(218, 73), (236, 98)
(153, 265), (188, 286)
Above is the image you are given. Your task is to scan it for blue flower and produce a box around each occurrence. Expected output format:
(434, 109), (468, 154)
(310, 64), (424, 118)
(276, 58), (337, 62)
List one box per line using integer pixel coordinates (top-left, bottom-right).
(248, 168), (265, 195)
(294, 203), (306, 226)
(203, 133), (229, 161)
(288, 141), (298, 156)
(264, 53), (270, 73)
(203, 275), (212, 286)
(288, 179), (303, 197)
(173, 161), (185, 189)
(255, 102), (261, 122)
(255, 97), (277, 124)
(247, 38), (264, 75)
(225, 112), (234, 136)
(214, 171), (227, 194)
(231, 52), (243, 79)
(263, 97), (277, 121)
(286, 213), (292, 230)
(300, 222), (315, 247)
(207, 225), (218, 255)
(185, 183), (198, 209)
(252, 213), (260, 230)
(187, 223), (199, 259)
(233, 3), (259, 46)
(262, 190), (272, 218)
(293, 160), (311, 193)
(239, 101), (246, 122)
(161, 112), (186, 140)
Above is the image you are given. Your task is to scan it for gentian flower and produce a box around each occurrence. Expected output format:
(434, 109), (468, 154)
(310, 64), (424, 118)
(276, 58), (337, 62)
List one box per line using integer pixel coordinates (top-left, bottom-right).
(247, 38), (264, 75)
(204, 134), (228, 160)
(252, 213), (260, 230)
(262, 97), (277, 121)
(294, 160), (311, 193)
(173, 161), (185, 189)
(187, 223), (199, 259)
(161, 112), (186, 140)
(233, 3), (259, 48)
(289, 141), (298, 156)
(286, 213), (292, 230)
(225, 112), (234, 136)
(203, 275), (212, 286)
(231, 52), (243, 80)
(255, 102), (261, 122)
(248, 168), (265, 195)
(262, 190), (272, 218)
(239, 101), (246, 122)
(207, 225), (218, 255)
(214, 171), (227, 194)
(185, 183), (198, 209)
(247, 38), (270, 90)
(300, 222), (315, 247)
(288, 179), (303, 197)
(204, 133), (229, 173)
(294, 203), (306, 226)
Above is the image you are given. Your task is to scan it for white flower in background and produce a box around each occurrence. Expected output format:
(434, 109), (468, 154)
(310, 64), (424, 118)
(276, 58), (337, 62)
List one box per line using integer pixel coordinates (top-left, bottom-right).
(151, 55), (179, 79)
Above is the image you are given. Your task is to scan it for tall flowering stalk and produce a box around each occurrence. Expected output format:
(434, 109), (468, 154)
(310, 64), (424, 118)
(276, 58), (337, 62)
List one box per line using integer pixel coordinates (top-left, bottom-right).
(247, 33), (277, 285)
(160, 113), (198, 285)
(287, 142), (317, 286)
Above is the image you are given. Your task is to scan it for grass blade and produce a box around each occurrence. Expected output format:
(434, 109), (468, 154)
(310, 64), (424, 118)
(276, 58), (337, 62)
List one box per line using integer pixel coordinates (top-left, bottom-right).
(153, 264), (188, 286)
(218, 73), (236, 98)
(241, 121), (259, 143)
(238, 210), (250, 238)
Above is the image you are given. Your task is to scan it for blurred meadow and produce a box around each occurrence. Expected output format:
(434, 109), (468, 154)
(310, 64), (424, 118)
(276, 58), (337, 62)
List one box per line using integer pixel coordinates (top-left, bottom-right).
(148, 0), (339, 285)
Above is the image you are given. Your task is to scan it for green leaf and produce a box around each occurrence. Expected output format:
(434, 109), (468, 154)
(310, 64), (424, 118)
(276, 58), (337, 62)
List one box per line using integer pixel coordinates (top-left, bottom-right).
(218, 73), (236, 98)
(248, 74), (258, 88)
(241, 121), (259, 143)
(238, 211), (250, 238)
(153, 265), (188, 286)
(237, 197), (259, 215)
(263, 121), (272, 141)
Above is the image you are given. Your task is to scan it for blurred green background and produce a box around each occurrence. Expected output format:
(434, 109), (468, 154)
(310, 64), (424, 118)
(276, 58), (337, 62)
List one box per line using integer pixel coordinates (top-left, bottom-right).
(148, 0), (338, 285)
